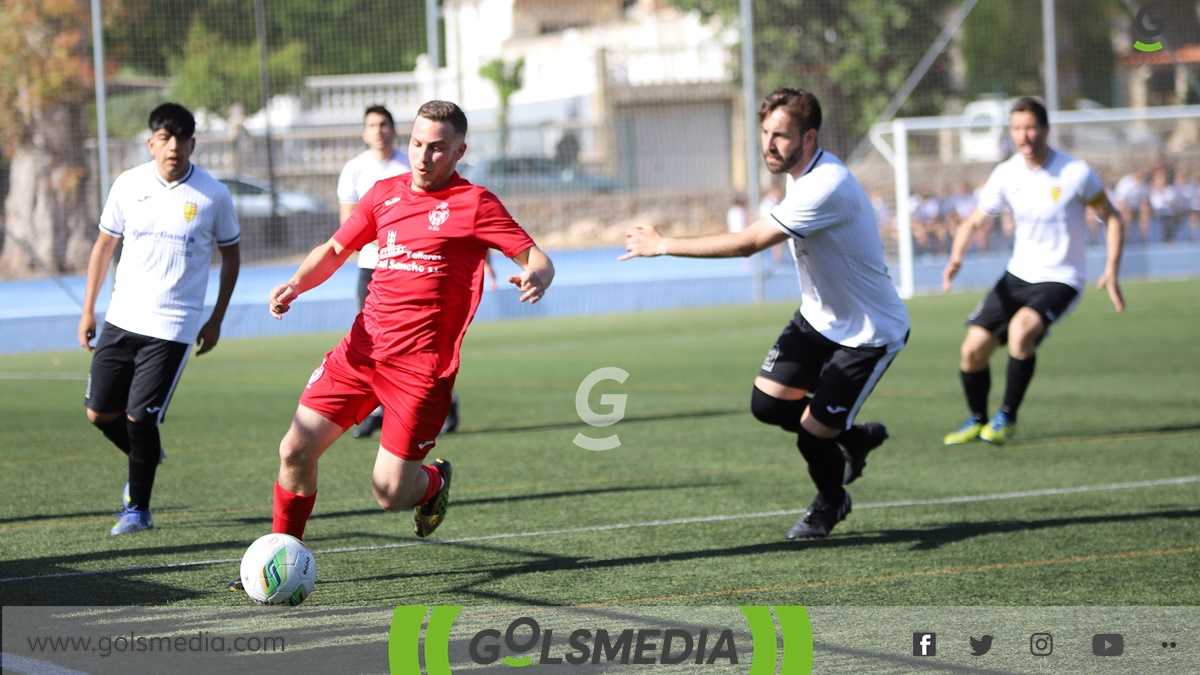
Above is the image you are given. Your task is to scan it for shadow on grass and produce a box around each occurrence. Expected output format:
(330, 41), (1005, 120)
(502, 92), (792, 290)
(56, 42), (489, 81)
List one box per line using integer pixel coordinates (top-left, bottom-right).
(447, 407), (746, 435)
(341, 506), (1200, 604)
(0, 540), (248, 605)
(1023, 421), (1200, 444)
(228, 480), (733, 527)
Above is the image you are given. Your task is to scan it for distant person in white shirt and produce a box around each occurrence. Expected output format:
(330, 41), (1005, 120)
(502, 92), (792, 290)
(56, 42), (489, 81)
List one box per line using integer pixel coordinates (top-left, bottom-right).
(942, 97), (1125, 447)
(78, 102), (241, 535)
(337, 105), (410, 439)
(622, 87), (909, 540)
(1113, 169), (1149, 244)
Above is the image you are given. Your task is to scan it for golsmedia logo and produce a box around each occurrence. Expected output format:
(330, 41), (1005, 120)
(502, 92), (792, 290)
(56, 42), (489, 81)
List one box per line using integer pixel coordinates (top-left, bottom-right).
(1134, 2), (1165, 52)
(389, 606), (813, 673)
(469, 616), (737, 666)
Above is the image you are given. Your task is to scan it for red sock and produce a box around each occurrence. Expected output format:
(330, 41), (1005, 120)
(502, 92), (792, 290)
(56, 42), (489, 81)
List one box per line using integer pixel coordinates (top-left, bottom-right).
(272, 481), (316, 539)
(414, 464), (443, 507)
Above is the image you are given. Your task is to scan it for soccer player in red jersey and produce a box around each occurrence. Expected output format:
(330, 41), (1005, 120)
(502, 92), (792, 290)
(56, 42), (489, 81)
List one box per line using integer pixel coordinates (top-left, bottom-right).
(233, 101), (552, 590)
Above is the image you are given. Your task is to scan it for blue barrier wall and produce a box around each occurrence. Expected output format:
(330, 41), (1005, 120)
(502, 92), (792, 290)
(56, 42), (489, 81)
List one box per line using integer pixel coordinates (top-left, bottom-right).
(2, 243), (1197, 355)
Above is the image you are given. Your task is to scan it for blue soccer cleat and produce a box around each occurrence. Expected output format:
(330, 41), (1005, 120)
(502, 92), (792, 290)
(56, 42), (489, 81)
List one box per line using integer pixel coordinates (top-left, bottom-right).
(979, 411), (1016, 445)
(110, 507), (154, 535)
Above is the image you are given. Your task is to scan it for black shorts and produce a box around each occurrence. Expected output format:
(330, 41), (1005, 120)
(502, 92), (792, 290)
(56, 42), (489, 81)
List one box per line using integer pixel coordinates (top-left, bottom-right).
(967, 272), (1080, 343)
(85, 323), (190, 424)
(758, 311), (907, 430)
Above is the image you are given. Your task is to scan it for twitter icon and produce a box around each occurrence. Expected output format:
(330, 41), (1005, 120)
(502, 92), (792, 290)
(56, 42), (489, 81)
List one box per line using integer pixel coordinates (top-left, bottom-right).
(970, 635), (994, 656)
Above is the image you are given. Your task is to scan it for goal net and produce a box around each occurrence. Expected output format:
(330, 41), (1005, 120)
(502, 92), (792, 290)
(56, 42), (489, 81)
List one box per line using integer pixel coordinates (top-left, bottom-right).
(865, 104), (1200, 298)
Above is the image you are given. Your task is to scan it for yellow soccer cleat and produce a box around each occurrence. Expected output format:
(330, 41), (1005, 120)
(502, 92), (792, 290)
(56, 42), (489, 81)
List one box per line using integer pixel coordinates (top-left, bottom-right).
(944, 418), (985, 445)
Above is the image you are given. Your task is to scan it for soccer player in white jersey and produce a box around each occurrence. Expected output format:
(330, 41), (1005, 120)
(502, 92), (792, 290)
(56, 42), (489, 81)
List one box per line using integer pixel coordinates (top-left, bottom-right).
(622, 87), (910, 539)
(942, 97), (1125, 446)
(79, 103), (241, 535)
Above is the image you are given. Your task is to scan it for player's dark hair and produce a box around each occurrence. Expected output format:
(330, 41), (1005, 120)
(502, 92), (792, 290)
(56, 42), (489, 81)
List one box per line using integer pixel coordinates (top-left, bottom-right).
(148, 103), (196, 140)
(364, 104), (394, 127)
(416, 100), (468, 137)
(759, 87), (822, 134)
(1010, 97), (1049, 127)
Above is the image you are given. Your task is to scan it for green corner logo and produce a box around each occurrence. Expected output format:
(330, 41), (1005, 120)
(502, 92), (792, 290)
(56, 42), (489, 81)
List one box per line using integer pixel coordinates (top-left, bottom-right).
(1133, 2), (1164, 52)
(389, 605), (812, 673)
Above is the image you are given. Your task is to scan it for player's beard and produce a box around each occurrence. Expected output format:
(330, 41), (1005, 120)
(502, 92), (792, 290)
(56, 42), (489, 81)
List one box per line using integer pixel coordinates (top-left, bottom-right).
(764, 147), (801, 175)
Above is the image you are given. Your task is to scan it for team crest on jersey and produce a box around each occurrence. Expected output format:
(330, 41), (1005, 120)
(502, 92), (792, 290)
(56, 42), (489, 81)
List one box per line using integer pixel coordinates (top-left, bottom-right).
(428, 202), (450, 230)
(306, 359), (326, 389)
(183, 202), (199, 222)
(1049, 186), (1062, 203)
(761, 344), (781, 372)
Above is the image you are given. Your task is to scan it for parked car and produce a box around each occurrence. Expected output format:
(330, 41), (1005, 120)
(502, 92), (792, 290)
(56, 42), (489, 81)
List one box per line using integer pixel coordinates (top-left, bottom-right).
(212, 173), (330, 217)
(460, 156), (621, 195)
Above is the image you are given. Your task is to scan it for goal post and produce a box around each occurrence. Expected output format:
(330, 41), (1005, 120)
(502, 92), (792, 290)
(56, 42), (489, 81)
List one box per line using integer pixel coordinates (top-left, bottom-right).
(867, 104), (1200, 299)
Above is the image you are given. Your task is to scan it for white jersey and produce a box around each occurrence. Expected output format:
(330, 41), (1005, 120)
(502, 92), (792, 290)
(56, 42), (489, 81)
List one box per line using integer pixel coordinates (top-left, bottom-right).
(977, 149), (1105, 291)
(769, 150), (910, 348)
(99, 162), (240, 344)
(337, 148), (410, 269)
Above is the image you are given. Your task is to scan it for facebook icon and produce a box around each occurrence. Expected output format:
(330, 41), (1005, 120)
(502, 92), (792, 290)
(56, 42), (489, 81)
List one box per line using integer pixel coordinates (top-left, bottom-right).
(913, 633), (937, 656)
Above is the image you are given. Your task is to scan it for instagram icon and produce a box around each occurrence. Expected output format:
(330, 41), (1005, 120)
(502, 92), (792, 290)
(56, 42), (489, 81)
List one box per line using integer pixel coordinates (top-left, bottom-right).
(1030, 633), (1053, 656)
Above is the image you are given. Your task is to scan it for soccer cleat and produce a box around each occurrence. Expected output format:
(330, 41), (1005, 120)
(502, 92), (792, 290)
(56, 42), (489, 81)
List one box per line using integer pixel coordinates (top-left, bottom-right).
(439, 393), (459, 437)
(944, 418), (985, 445)
(787, 491), (852, 539)
(413, 458), (452, 537)
(840, 422), (888, 485)
(110, 507), (154, 535)
(353, 410), (383, 439)
(979, 411), (1016, 445)
(228, 578), (244, 592)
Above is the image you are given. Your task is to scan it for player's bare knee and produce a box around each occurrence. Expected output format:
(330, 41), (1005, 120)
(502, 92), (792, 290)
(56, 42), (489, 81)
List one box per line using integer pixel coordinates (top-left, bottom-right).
(372, 484), (414, 511)
(87, 409), (121, 425)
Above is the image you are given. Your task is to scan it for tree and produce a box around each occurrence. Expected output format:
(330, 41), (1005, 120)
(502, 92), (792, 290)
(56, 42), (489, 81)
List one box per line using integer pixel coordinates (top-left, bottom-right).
(478, 56), (525, 172)
(0, 0), (111, 276)
(961, 0), (1117, 107)
(674, 0), (954, 157)
(168, 20), (306, 120)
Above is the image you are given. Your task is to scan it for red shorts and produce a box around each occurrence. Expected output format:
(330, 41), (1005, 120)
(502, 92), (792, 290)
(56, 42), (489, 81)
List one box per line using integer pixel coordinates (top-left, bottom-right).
(299, 338), (455, 460)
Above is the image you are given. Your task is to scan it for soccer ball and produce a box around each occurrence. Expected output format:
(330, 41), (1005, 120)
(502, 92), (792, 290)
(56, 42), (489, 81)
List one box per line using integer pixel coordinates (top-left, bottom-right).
(239, 533), (317, 606)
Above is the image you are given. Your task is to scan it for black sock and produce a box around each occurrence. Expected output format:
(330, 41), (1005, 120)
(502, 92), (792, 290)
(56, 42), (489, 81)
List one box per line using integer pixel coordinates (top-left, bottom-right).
(95, 417), (131, 456)
(126, 420), (161, 511)
(796, 426), (845, 504)
(1001, 355), (1036, 423)
(961, 369), (990, 422)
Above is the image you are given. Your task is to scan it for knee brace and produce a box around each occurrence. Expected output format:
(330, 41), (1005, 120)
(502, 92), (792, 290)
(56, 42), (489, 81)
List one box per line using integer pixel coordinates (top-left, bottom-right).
(750, 388), (808, 432)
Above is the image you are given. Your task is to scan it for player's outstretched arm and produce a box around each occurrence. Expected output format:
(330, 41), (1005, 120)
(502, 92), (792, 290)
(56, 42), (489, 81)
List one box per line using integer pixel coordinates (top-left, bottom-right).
(619, 218), (786, 261)
(508, 245), (554, 304)
(270, 238), (354, 319)
(196, 242), (241, 355)
(78, 232), (121, 351)
(942, 207), (989, 293)
(1092, 201), (1126, 313)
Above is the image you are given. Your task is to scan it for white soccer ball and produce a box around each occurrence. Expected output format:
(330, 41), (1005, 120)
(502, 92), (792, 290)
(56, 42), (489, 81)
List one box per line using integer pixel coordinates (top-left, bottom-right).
(239, 533), (317, 606)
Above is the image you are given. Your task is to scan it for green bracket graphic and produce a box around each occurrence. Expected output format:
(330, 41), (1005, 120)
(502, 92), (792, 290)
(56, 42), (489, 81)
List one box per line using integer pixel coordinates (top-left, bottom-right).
(740, 605), (813, 675)
(389, 606), (428, 674)
(389, 605), (462, 675)
(1134, 40), (1163, 52)
(424, 606), (462, 674)
(774, 606), (814, 675)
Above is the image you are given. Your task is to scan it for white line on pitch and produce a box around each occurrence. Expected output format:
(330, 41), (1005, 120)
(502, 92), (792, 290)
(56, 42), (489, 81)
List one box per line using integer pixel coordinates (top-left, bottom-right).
(2, 475), (1198, 585)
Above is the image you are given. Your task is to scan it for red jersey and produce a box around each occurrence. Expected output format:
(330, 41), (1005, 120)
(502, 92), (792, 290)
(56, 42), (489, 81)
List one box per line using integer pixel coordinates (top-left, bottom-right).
(333, 172), (534, 377)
